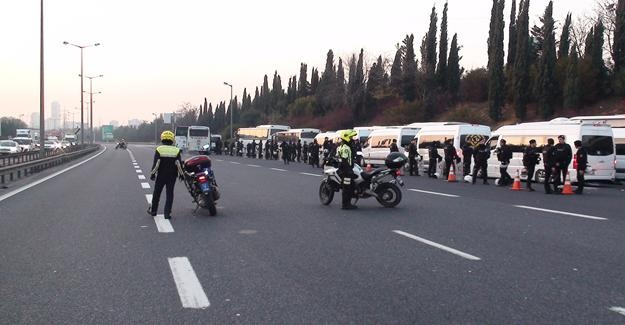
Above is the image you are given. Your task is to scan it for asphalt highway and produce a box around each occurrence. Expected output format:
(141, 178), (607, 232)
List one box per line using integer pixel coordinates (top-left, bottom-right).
(1, 143), (624, 324)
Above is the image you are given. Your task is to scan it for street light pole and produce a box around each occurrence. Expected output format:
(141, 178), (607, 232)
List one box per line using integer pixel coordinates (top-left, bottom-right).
(223, 82), (233, 140)
(152, 113), (158, 145)
(84, 74), (102, 144)
(39, 0), (45, 156)
(63, 41), (100, 145)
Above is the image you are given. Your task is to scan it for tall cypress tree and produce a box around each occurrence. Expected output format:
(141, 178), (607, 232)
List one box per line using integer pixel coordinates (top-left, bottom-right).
(447, 33), (463, 103)
(558, 13), (572, 59)
(402, 34), (418, 101)
(316, 50), (337, 113)
(537, 1), (557, 118)
(507, 0), (517, 71)
(310, 68), (320, 95)
(436, 3), (448, 90)
(390, 47), (403, 94)
(348, 50), (366, 119)
(563, 44), (580, 110)
(488, 0), (506, 121)
(298, 63), (309, 97)
(513, 0), (530, 120)
(336, 58), (346, 107)
(614, 0), (625, 71)
(207, 103), (213, 128)
(424, 6), (438, 120)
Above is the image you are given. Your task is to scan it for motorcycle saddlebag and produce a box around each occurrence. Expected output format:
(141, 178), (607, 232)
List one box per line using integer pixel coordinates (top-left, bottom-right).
(184, 155), (212, 172)
(385, 152), (408, 169)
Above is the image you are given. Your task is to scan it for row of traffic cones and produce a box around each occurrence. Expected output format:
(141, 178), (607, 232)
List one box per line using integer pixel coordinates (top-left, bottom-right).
(447, 166), (575, 195)
(510, 169), (574, 194)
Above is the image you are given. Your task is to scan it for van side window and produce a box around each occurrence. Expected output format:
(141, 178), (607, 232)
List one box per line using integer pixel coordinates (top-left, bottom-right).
(487, 136), (499, 150)
(502, 136), (525, 152)
(418, 135), (453, 149)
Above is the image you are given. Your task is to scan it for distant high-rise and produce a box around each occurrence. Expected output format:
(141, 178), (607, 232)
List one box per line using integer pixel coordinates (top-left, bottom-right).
(50, 101), (61, 129)
(30, 112), (40, 129)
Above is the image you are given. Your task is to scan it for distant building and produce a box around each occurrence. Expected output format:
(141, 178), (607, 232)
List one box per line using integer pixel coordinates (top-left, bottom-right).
(110, 120), (120, 128)
(128, 119), (143, 127)
(50, 101), (61, 129)
(30, 112), (40, 129)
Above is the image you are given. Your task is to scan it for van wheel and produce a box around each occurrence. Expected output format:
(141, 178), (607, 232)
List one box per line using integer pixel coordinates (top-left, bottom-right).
(535, 169), (546, 184)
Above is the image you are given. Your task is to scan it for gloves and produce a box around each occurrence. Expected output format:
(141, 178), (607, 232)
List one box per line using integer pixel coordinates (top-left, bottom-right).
(150, 174), (156, 181)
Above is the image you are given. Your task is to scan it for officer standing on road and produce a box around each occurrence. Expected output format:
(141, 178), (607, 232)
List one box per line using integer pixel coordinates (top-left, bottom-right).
(147, 131), (184, 220)
(302, 141), (308, 164)
(574, 140), (587, 194)
(338, 130), (358, 210)
(280, 140), (289, 165)
(496, 139), (513, 186)
(522, 139), (540, 191)
(427, 141), (442, 178)
(553, 135), (573, 193)
(472, 138), (490, 185)
(542, 138), (556, 194)
(462, 143), (473, 177)
(258, 140), (263, 159)
(389, 139), (399, 153)
(443, 139), (459, 179)
(407, 139), (420, 176)
(311, 140), (320, 168)
(296, 140), (302, 162)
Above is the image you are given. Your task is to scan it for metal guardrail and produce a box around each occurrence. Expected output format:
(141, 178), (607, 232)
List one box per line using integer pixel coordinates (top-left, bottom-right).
(0, 145), (92, 168)
(0, 145), (100, 185)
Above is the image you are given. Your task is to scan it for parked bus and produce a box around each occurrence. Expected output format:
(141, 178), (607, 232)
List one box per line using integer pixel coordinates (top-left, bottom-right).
(175, 126), (189, 150)
(187, 126), (211, 152)
(236, 125), (290, 147)
(272, 128), (320, 145)
(487, 118), (615, 183)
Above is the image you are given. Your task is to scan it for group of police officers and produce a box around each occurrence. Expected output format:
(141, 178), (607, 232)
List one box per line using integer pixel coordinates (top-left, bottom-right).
(405, 135), (587, 195)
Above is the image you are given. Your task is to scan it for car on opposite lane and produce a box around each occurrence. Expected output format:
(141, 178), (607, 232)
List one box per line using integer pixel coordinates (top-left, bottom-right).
(0, 140), (20, 154)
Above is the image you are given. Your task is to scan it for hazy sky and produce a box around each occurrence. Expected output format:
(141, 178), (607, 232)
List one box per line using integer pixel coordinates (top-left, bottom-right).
(0, 0), (596, 126)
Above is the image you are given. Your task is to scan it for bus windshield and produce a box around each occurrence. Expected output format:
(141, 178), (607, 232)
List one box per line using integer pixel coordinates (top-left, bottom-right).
(189, 128), (209, 137)
(175, 127), (189, 136)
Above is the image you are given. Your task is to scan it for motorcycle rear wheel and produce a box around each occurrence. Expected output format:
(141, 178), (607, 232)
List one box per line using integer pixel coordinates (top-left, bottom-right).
(319, 179), (335, 205)
(375, 183), (402, 208)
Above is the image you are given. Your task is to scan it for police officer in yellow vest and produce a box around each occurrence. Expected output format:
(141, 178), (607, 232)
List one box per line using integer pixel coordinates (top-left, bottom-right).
(147, 131), (184, 219)
(338, 129), (358, 210)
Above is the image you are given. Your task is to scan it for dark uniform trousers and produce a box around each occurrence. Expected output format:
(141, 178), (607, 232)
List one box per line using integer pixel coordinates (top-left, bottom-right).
(152, 175), (176, 215)
(472, 162), (488, 184)
(526, 165), (536, 188)
(543, 165), (553, 193)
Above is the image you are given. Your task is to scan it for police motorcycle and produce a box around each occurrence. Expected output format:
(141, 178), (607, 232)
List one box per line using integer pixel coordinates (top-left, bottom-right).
(115, 140), (127, 150)
(319, 152), (407, 208)
(182, 155), (220, 216)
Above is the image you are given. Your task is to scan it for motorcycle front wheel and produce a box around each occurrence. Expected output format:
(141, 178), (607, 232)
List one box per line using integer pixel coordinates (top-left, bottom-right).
(319, 179), (335, 205)
(375, 183), (402, 208)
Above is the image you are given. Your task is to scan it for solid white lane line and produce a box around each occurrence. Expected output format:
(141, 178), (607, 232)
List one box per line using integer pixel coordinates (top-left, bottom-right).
(138, 175), (146, 180)
(408, 188), (459, 198)
(154, 215), (174, 233)
(514, 205), (608, 221)
(300, 172), (322, 177)
(0, 146), (107, 203)
(126, 148), (136, 161)
(135, 170), (142, 173)
(141, 182), (150, 189)
(393, 230), (481, 261)
(145, 194), (153, 204)
(270, 168), (287, 172)
(168, 257), (210, 309)
(609, 306), (625, 316)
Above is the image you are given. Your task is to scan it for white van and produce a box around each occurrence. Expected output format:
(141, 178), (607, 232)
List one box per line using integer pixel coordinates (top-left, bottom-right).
(416, 123), (491, 172)
(363, 127), (420, 165)
(487, 118), (616, 183)
(613, 128), (625, 180)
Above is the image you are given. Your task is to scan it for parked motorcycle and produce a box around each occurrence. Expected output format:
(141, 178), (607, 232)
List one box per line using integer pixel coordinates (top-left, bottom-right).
(319, 152), (407, 208)
(182, 155), (220, 216)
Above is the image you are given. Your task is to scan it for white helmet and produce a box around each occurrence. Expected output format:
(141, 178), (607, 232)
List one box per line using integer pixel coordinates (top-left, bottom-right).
(464, 175), (472, 183)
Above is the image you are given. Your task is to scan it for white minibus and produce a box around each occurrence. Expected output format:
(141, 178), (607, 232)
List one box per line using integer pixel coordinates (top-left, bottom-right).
(487, 118), (615, 183)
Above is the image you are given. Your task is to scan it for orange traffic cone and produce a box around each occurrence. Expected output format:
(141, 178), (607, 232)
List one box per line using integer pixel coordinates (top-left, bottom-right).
(511, 169), (522, 191)
(366, 163), (373, 173)
(561, 172), (574, 195)
(447, 164), (457, 182)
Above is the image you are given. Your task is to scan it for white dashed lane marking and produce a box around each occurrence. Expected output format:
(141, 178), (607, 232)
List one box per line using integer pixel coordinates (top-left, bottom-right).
(270, 168), (287, 172)
(168, 257), (210, 309)
(135, 170), (142, 173)
(408, 188), (459, 198)
(141, 182), (150, 189)
(393, 230), (481, 261)
(300, 172), (322, 177)
(138, 175), (146, 180)
(154, 215), (174, 233)
(514, 205), (607, 221)
(610, 306), (625, 316)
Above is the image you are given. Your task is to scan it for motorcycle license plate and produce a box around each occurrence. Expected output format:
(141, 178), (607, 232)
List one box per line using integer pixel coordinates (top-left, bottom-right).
(200, 182), (210, 192)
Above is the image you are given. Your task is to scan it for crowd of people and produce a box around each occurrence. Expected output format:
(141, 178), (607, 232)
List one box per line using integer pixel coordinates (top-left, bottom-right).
(214, 134), (588, 195)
